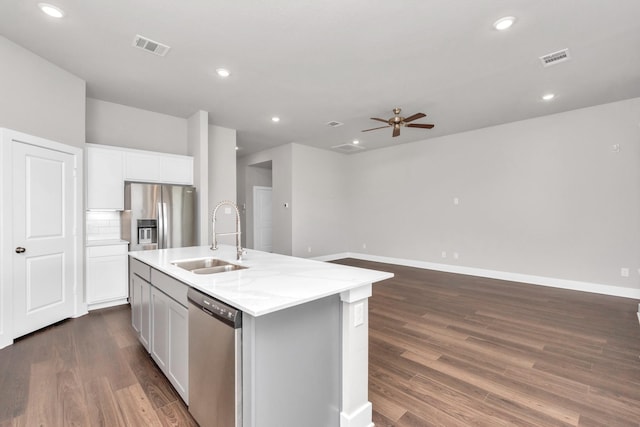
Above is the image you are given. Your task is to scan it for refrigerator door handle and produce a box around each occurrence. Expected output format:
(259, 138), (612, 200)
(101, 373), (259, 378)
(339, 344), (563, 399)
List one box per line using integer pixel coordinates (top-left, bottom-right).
(157, 202), (165, 249)
(162, 202), (169, 248)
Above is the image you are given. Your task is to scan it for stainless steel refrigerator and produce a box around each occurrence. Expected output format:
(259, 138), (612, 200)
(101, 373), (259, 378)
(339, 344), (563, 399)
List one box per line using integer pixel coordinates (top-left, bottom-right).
(121, 182), (196, 251)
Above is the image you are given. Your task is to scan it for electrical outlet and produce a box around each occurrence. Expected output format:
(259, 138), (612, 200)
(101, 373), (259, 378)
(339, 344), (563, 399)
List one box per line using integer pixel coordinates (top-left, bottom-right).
(307, 246), (312, 253)
(453, 252), (459, 260)
(621, 267), (629, 277)
(441, 251), (447, 258)
(362, 243), (367, 249)
(453, 197), (459, 205)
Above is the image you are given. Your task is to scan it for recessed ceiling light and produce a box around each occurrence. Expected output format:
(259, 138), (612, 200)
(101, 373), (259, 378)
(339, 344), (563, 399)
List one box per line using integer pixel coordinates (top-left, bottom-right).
(215, 68), (230, 78)
(352, 140), (360, 145)
(38, 3), (65, 18)
(542, 93), (555, 101)
(493, 16), (515, 31)
(271, 117), (280, 123)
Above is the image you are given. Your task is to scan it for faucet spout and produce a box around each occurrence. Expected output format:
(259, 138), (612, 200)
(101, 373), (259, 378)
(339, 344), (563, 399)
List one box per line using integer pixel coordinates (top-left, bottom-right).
(211, 200), (244, 261)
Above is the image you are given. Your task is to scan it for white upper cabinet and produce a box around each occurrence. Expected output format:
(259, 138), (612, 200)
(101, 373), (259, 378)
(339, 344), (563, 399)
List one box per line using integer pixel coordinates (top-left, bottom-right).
(161, 155), (193, 185)
(86, 146), (124, 210)
(124, 150), (193, 185)
(86, 145), (194, 210)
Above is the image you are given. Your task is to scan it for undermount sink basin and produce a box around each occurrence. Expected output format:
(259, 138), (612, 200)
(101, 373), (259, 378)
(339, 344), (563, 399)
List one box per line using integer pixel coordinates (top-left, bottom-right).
(171, 257), (248, 275)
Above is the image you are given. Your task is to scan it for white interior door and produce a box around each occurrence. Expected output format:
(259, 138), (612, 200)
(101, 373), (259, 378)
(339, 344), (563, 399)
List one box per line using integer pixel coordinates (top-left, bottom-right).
(253, 186), (273, 252)
(12, 141), (76, 337)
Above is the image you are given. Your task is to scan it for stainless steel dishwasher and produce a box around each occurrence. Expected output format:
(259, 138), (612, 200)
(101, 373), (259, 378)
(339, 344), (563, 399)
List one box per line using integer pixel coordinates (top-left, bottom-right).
(188, 287), (242, 427)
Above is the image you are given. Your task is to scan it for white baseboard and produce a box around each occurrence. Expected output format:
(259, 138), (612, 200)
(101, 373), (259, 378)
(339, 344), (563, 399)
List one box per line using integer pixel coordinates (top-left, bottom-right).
(340, 402), (373, 427)
(317, 252), (640, 300)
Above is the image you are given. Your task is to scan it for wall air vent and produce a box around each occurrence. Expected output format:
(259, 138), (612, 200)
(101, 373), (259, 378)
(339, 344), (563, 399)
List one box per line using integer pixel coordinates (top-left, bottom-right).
(132, 34), (171, 57)
(326, 121), (344, 128)
(332, 143), (364, 154)
(539, 48), (570, 67)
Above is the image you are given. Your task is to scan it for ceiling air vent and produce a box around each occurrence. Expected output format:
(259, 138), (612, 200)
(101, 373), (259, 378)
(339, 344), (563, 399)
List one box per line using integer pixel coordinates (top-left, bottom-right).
(132, 34), (171, 57)
(332, 143), (364, 154)
(539, 48), (570, 67)
(326, 121), (344, 128)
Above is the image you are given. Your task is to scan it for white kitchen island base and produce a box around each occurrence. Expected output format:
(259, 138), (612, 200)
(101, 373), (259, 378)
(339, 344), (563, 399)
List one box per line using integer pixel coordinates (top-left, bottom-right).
(128, 246), (393, 427)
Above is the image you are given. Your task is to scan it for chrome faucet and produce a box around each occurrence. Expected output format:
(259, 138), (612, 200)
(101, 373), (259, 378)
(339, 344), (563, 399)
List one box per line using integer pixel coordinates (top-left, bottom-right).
(211, 200), (245, 260)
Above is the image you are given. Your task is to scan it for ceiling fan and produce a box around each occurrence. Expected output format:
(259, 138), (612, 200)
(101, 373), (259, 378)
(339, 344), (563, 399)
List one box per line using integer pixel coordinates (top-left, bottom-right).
(362, 108), (434, 137)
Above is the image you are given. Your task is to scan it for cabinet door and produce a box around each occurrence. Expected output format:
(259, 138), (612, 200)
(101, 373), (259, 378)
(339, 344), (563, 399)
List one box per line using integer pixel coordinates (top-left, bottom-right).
(151, 287), (170, 372)
(161, 155), (193, 185)
(131, 274), (142, 334)
(140, 278), (151, 351)
(132, 275), (151, 351)
(125, 151), (161, 182)
(86, 147), (124, 210)
(168, 300), (189, 403)
(87, 246), (128, 306)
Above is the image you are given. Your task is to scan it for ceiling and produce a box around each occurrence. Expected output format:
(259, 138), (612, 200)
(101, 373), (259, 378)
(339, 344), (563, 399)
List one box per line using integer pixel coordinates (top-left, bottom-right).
(1, 1), (639, 156)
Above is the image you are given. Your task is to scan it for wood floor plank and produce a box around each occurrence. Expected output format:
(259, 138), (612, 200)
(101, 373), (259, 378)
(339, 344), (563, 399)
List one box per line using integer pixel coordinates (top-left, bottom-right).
(156, 401), (199, 427)
(57, 368), (92, 427)
(115, 383), (163, 427)
(84, 376), (127, 427)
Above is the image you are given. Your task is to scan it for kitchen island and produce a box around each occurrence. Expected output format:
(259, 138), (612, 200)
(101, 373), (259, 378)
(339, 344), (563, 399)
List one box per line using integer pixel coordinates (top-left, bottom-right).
(128, 245), (393, 427)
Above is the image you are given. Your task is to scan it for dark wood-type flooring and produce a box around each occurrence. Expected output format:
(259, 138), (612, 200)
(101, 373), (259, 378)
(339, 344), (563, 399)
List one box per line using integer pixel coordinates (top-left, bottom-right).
(333, 259), (640, 427)
(1, 259), (639, 426)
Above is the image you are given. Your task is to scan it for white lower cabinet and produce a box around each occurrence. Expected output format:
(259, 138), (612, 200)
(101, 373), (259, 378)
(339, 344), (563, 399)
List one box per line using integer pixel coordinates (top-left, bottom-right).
(167, 298), (189, 402)
(150, 282), (189, 403)
(86, 244), (128, 310)
(131, 257), (189, 404)
(131, 274), (151, 352)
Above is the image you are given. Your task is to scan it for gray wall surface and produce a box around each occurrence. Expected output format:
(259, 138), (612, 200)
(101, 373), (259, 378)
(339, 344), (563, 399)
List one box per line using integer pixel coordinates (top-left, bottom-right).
(237, 144), (293, 255)
(0, 36), (85, 147)
(208, 124), (237, 247)
(348, 97), (640, 289)
(86, 98), (188, 154)
(291, 144), (350, 258)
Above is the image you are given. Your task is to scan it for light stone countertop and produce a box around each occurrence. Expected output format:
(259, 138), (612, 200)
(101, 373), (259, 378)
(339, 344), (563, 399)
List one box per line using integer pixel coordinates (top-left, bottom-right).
(129, 245), (393, 317)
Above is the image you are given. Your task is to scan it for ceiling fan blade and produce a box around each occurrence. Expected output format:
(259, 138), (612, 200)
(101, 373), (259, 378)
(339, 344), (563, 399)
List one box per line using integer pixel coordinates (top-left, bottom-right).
(403, 113), (426, 123)
(392, 126), (401, 137)
(370, 117), (389, 123)
(406, 123), (435, 129)
(362, 125), (391, 132)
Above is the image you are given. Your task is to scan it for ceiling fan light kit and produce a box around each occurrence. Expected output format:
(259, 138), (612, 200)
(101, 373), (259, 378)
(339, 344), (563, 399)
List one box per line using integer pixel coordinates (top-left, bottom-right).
(362, 107), (434, 137)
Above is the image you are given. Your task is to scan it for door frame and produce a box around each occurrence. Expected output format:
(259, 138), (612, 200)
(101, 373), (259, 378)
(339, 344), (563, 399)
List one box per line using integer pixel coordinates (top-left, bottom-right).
(0, 128), (85, 349)
(253, 186), (273, 252)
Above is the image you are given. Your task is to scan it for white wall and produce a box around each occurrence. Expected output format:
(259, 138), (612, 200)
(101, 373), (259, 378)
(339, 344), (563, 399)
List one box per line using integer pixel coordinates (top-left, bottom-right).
(349, 97), (640, 291)
(187, 111), (209, 245)
(291, 144), (350, 258)
(208, 124), (237, 246)
(0, 36), (85, 147)
(86, 98), (188, 154)
(239, 162), (272, 249)
(238, 144), (293, 255)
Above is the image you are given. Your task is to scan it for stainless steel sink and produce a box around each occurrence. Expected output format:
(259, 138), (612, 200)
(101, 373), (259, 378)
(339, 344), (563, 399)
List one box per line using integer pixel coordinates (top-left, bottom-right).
(171, 258), (248, 275)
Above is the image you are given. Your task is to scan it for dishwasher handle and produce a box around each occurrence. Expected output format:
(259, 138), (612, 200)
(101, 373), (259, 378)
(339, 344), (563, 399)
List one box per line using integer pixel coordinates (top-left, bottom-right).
(188, 288), (242, 329)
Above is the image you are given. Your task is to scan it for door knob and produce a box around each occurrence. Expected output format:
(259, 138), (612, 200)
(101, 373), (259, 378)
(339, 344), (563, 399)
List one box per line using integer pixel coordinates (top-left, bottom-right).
(15, 247), (26, 253)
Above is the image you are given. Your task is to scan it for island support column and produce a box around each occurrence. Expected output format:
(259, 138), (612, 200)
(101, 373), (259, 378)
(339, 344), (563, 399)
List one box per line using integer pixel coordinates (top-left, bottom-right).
(340, 283), (373, 427)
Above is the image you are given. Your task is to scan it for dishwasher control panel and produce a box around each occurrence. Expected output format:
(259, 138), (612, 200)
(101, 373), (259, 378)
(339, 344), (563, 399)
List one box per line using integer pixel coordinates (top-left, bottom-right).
(187, 288), (242, 328)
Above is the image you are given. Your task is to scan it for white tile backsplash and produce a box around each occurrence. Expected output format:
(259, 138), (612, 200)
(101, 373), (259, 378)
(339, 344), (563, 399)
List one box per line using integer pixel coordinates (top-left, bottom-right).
(86, 211), (121, 240)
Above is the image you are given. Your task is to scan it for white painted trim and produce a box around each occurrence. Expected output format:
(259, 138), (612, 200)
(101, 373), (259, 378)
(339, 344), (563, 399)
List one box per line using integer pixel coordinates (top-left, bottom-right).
(312, 252), (351, 262)
(340, 402), (374, 427)
(340, 284), (372, 304)
(318, 252), (640, 300)
(87, 298), (129, 311)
